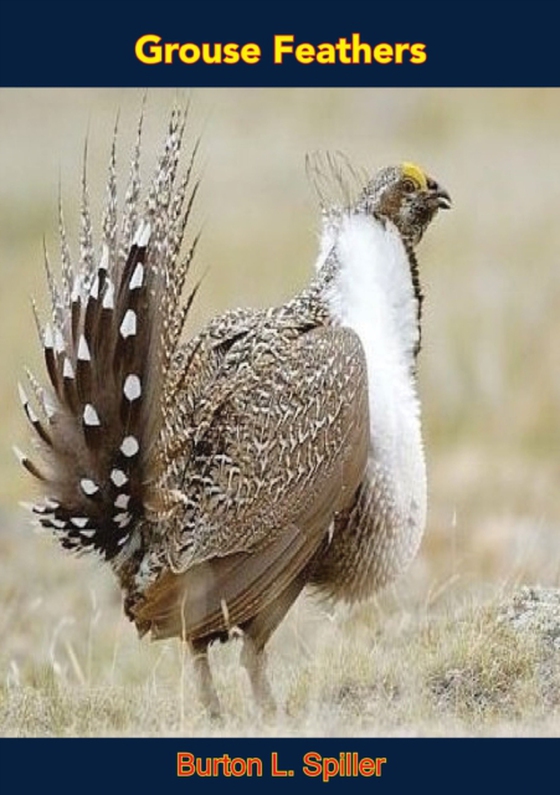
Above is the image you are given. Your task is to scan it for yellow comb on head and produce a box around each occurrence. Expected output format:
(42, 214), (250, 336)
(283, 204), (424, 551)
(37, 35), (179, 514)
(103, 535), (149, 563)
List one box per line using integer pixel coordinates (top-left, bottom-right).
(401, 162), (428, 190)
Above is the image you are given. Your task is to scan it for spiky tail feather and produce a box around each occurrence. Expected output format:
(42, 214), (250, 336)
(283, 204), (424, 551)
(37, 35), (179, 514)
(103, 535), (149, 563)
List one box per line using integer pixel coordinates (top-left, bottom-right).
(17, 105), (200, 562)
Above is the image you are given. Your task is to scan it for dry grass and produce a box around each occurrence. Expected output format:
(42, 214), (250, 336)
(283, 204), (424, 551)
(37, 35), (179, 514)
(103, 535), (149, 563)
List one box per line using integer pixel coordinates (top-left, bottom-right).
(1, 88), (560, 736)
(1, 523), (557, 736)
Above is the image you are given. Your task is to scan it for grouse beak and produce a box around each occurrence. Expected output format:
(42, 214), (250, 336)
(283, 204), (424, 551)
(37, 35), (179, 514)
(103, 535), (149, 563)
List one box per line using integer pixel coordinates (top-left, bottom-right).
(432, 183), (452, 210)
(425, 175), (452, 210)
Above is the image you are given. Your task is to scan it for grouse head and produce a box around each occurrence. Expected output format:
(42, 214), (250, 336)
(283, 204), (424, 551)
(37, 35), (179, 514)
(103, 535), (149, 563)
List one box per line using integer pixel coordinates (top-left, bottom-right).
(359, 162), (451, 246)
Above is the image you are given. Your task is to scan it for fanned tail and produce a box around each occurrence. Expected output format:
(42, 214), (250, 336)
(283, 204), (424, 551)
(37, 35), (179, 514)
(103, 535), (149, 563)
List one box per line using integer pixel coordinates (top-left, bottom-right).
(17, 105), (200, 562)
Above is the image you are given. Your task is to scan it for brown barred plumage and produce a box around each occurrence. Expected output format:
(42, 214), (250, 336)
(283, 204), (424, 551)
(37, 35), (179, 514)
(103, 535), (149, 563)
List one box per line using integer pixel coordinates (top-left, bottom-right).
(17, 108), (450, 715)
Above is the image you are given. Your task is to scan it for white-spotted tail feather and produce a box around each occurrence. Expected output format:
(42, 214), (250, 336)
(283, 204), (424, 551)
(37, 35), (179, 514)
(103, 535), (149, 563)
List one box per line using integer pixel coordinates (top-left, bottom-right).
(17, 105), (200, 561)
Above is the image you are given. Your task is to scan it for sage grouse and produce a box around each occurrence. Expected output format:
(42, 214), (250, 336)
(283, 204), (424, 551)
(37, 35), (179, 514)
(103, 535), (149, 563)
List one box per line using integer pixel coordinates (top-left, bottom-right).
(16, 107), (450, 715)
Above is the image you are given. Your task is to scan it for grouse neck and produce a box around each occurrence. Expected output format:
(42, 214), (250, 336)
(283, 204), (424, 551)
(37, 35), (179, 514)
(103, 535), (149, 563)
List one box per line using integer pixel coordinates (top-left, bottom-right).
(318, 211), (421, 372)
(317, 211), (426, 531)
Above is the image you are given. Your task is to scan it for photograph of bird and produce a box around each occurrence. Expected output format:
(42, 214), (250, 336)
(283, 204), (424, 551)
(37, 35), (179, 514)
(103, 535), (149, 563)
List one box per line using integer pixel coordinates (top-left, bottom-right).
(15, 105), (450, 716)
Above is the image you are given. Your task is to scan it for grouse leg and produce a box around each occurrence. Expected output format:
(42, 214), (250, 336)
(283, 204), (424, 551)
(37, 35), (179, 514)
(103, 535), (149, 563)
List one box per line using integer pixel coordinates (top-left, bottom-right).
(241, 635), (276, 716)
(241, 566), (314, 715)
(189, 639), (221, 719)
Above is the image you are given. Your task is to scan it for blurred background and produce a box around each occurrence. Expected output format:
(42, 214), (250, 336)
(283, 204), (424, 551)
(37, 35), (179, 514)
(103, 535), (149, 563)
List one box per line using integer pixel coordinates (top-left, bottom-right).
(1, 88), (560, 704)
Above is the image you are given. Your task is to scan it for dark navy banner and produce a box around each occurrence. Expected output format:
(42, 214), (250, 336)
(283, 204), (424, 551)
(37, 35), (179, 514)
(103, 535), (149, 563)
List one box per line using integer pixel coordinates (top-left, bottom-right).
(0, 2), (558, 86)
(0, 738), (557, 792)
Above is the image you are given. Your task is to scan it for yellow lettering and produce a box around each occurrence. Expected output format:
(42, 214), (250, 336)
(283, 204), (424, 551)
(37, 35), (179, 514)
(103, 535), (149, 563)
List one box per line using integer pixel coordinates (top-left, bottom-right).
(336, 37), (352, 64)
(410, 42), (427, 64)
(274, 34), (294, 64)
(164, 42), (180, 64)
(179, 43), (200, 64)
(201, 42), (221, 64)
(395, 42), (411, 64)
(316, 43), (336, 64)
(241, 43), (261, 64)
(223, 42), (240, 64)
(135, 34), (162, 65)
(295, 42), (315, 64)
(351, 33), (372, 64)
(373, 42), (393, 64)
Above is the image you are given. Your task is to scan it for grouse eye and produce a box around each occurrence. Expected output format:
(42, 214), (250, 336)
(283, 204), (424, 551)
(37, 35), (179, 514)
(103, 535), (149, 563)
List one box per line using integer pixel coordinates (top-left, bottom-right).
(402, 178), (416, 193)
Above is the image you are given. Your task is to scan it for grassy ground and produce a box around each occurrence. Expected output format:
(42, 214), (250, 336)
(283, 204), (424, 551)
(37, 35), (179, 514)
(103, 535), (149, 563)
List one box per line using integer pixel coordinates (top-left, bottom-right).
(1, 88), (560, 735)
(1, 524), (558, 736)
